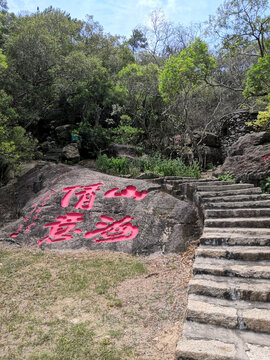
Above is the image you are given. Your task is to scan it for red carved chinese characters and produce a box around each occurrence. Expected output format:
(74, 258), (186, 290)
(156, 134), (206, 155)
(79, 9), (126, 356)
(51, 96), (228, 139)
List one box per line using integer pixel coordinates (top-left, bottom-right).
(31, 190), (58, 216)
(10, 224), (24, 238)
(104, 185), (148, 200)
(61, 184), (103, 210)
(37, 213), (84, 245)
(24, 222), (36, 234)
(85, 215), (139, 243)
(262, 155), (270, 163)
(10, 190), (57, 238)
(10, 183), (147, 245)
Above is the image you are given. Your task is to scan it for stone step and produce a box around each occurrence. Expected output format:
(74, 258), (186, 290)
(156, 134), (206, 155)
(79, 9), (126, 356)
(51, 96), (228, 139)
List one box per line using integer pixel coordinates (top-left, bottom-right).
(186, 299), (270, 334)
(195, 246), (270, 261)
(186, 299), (238, 329)
(204, 217), (270, 228)
(204, 200), (270, 209)
(164, 179), (229, 185)
(201, 193), (270, 203)
(175, 177), (270, 360)
(189, 276), (270, 302)
(194, 257), (270, 279)
(203, 227), (270, 236)
(196, 184), (254, 192)
(242, 308), (270, 334)
(180, 321), (270, 359)
(188, 293), (270, 312)
(187, 180), (232, 186)
(200, 234), (270, 247)
(176, 337), (236, 360)
(198, 187), (262, 199)
(205, 208), (270, 218)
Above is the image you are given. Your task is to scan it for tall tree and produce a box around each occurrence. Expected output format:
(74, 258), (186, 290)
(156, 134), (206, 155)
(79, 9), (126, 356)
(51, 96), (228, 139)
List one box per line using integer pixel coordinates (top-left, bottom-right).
(209, 0), (270, 57)
(1, 8), (83, 130)
(159, 39), (216, 102)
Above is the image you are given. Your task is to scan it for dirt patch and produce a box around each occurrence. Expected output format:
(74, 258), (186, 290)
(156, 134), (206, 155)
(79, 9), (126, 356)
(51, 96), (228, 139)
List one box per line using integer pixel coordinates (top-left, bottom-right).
(109, 245), (196, 359)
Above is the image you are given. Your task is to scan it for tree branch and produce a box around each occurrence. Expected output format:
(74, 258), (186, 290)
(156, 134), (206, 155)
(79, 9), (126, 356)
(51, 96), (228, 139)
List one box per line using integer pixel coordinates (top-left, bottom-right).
(204, 77), (243, 92)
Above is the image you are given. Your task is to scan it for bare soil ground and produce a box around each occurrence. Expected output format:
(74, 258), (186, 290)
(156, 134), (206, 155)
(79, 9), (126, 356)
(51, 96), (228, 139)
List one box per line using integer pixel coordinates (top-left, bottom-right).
(0, 242), (197, 360)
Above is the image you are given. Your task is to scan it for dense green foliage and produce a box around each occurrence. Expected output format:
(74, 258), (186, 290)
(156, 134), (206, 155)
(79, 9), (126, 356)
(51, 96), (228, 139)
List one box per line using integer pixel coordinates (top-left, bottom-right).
(95, 153), (201, 178)
(0, 0), (269, 183)
(95, 154), (131, 176)
(0, 89), (37, 183)
(159, 39), (216, 102)
(260, 177), (270, 193)
(110, 115), (144, 145)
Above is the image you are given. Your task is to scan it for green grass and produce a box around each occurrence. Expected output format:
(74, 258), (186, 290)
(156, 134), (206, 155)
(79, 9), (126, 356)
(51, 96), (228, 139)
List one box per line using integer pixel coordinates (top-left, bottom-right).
(0, 247), (147, 359)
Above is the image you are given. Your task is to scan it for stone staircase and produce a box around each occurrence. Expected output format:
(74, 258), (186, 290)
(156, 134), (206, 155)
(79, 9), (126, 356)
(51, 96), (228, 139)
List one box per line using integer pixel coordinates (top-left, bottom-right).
(170, 179), (270, 360)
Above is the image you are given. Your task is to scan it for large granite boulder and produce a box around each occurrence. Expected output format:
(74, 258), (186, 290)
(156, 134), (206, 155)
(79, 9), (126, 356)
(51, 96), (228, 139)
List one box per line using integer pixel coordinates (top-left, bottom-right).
(214, 132), (270, 183)
(0, 162), (200, 255)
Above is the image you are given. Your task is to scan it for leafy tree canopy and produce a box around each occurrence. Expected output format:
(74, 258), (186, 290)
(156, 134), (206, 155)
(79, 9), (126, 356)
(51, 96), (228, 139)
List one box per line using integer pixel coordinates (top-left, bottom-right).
(244, 53), (270, 97)
(159, 39), (216, 102)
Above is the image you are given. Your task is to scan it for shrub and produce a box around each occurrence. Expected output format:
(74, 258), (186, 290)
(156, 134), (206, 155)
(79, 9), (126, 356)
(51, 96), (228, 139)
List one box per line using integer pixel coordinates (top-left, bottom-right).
(260, 177), (270, 193)
(111, 115), (144, 145)
(95, 154), (130, 176)
(246, 105), (270, 132)
(218, 171), (235, 182)
(76, 122), (111, 158)
(96, 153), (202, 178)
(135, 155), (201, 178)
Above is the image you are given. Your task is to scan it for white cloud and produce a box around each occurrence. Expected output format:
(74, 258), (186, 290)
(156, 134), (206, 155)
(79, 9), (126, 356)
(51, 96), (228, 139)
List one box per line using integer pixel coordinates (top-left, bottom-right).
(167, 0), (176, 10)
(137, 0), (162, 8)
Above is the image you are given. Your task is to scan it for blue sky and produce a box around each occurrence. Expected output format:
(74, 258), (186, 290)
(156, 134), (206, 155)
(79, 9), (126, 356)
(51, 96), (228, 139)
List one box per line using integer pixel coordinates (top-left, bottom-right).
(7, 0), (224, 38)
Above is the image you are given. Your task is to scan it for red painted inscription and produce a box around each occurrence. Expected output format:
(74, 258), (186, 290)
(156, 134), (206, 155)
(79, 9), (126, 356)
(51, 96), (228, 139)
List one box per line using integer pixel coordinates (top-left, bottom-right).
(85, 215), (139, 243)
(10, 190), (57, 238)
(10, 183), (147, 245)
(61, 184), (103, 209)
(262, 155), (270, 163)
(104, 185), (148, 200)
(37, 213), (84, 245)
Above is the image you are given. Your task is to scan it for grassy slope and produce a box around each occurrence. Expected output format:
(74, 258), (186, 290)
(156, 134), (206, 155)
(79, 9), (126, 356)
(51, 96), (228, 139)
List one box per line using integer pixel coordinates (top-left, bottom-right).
(0, 244), (195, 360)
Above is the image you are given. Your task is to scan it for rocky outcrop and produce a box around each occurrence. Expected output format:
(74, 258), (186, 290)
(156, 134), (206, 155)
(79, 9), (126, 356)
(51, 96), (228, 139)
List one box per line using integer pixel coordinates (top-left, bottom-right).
(214, 131), (270, 184)
(0, 162), (201, 255)
(219, 111), (257, 159)
(108, 144), (142, 159)
(2, 167), (270, 358)
(193, 131), (223, 168)
(173, 131), (223, 168)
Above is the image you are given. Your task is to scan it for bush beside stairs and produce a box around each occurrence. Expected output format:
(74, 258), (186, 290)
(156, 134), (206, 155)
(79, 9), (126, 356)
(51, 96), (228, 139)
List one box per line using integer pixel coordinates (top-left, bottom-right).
(152, 177), (270, 360)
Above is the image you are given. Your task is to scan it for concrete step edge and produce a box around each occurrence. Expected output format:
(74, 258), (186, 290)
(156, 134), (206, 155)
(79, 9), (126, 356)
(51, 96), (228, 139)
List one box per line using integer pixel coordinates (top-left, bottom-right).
(176, 337), (236, 360)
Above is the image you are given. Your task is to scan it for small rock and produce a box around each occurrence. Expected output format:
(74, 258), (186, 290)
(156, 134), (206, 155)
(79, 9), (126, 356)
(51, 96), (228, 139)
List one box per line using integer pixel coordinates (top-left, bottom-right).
(62, 143), (80, 162)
